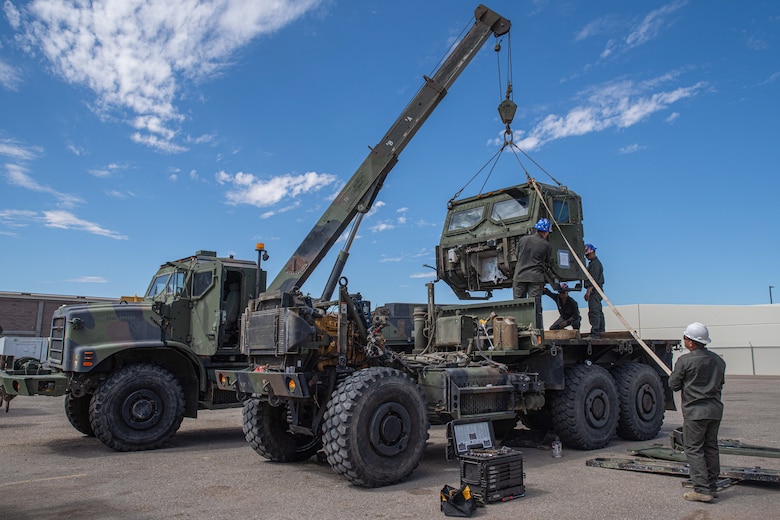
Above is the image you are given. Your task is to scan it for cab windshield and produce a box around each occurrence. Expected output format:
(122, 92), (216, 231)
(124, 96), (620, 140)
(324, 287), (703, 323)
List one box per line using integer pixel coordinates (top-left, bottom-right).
(146, 271), (186, 298)
(491, 196), (529, 221)
(447, 207), (483, 231)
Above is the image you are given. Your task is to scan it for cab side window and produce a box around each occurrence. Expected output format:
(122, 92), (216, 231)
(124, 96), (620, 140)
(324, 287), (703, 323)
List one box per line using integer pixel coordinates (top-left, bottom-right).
(553, 199), (571, 223)
(192, 271), (214, 299)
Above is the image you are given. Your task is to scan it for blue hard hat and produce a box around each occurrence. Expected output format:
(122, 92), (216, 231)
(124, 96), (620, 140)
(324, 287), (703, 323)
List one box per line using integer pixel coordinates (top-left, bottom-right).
(534, 218), (552, 232)
(585, 243), (596, 253)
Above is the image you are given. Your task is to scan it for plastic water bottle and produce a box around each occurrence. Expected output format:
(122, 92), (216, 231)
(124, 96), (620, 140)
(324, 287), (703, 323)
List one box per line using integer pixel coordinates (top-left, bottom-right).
(551, 436), (562, 458)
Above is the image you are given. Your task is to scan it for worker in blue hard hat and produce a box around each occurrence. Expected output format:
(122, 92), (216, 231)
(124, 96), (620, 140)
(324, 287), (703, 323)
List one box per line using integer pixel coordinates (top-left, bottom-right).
(583, 243), (604, 338)
(512, 218), (553, 299)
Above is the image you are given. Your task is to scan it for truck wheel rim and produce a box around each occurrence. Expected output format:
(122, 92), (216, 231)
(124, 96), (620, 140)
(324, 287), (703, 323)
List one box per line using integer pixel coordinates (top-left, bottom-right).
(121, 389), (162, 430)
(369, 402), (410, 456)
(635, 383), (657, 421)
(584, 387), (610, 428)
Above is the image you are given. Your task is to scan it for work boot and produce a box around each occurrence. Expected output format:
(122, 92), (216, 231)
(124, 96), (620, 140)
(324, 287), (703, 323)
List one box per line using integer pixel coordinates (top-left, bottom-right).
(683, 491), (713, 503)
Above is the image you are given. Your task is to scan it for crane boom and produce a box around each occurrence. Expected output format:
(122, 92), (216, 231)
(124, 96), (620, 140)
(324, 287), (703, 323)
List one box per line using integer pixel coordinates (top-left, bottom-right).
(267, 5), (510, 296)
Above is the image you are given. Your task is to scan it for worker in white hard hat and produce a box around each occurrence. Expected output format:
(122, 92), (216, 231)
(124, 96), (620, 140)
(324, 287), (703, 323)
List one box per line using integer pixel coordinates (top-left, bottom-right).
(668, 322), (727, 503)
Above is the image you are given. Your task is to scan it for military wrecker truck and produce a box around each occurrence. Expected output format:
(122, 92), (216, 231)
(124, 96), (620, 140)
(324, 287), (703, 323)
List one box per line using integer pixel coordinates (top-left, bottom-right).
(0, 248), (270, 451)
(213, 4), (679, 488)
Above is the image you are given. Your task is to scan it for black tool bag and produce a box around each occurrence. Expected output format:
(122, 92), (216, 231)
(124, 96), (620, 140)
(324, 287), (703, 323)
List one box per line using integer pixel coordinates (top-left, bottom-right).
(440, 484), (477, 517)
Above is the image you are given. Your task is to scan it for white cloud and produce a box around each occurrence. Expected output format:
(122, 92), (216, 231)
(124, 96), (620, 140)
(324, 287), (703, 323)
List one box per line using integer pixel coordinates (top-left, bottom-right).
(365, 200), (385, 218)
(625, 1), (687, 48)
(3, 1), (21, 29)
(0, 209), (37, 228)
(575, 15), (621, 42)
(0, 56), (22, 90)
(187, 133), (216, 145)
(410, 272), (436, 279)
(593, 1), (687, 61)
(0, 208), (127, 239)
(106, 189), (135, 199)
(217, 170), (336, 207)
(89, 162), (126, 178)
(42, 210), (128, 240)
(380, 256), (403, 263)
(507, 75), (706, 151)
(16, 0), (321, 152)
(5, 164), (83, 208)
(755, 71), (780, 87)
(370, 222), (395, 232)
(618, 143), (645, 155)
(0, 137), (42, 161)
(66, 276), (108, 283)
(131, 132), (187, 153)
(67, 143), (87, 156)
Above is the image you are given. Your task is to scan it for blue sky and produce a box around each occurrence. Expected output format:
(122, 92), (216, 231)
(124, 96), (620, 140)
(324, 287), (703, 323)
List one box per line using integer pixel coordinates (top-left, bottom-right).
(1, 0), (779, 309)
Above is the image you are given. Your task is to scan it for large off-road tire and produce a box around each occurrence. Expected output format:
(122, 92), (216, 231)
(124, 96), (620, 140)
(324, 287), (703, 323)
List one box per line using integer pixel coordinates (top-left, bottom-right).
(89, 364), (185, 452)
(611, 362), (665, 441)
(549, 364), (618, 450)
(242, 398), (321, 462)
(322, 367), (429, 487)
(519, 408), (552, 431)
(64, 393), (95, 437)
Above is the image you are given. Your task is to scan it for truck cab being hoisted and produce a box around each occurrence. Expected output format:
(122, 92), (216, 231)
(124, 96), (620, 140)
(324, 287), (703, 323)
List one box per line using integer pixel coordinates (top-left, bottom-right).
(437, 181), (585, 299)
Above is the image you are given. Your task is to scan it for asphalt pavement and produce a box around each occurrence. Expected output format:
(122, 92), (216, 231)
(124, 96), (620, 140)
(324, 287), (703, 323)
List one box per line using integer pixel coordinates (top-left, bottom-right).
(1, 375), (778, 520)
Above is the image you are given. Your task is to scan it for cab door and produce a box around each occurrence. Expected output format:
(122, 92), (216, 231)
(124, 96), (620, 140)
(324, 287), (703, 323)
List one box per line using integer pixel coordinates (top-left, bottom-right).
(189, 268), (219, 356)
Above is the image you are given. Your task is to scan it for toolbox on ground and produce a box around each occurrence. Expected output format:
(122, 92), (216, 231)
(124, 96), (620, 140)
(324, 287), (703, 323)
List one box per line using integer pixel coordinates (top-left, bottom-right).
(448, 419), (525, 504)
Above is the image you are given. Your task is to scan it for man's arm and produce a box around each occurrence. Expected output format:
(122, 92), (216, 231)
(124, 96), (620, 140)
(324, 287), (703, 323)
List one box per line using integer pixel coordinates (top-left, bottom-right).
(668, 357), (685, 391)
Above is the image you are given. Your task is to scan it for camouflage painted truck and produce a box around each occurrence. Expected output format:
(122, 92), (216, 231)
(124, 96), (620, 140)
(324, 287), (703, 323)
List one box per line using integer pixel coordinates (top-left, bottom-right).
(0, 248), (269, 451)
(213, 4), (679, 488)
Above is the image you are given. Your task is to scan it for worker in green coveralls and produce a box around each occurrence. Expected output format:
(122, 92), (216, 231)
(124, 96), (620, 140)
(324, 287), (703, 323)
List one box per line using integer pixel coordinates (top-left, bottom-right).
(668, 322), (727, 503)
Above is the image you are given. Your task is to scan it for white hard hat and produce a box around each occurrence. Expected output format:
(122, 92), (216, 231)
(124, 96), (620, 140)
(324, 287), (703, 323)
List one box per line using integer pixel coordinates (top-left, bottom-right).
(683, 322), (711, 345)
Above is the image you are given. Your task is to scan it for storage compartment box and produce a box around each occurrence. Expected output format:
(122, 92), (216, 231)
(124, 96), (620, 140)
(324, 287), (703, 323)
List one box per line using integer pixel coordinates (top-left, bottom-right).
(459, 448), (525, 504)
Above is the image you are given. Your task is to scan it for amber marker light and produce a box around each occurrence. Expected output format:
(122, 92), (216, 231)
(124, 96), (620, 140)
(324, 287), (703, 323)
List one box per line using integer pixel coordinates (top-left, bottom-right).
(81, 351), (96, 368)
(286, 377), (296, 394)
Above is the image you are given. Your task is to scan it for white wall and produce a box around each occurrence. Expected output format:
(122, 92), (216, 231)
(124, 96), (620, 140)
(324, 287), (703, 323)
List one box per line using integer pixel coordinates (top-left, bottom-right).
(543, 304), (780, 376)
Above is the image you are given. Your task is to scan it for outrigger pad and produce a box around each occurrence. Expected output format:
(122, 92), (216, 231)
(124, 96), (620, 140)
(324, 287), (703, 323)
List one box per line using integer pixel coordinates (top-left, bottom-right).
(586, 457), (780, 484)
